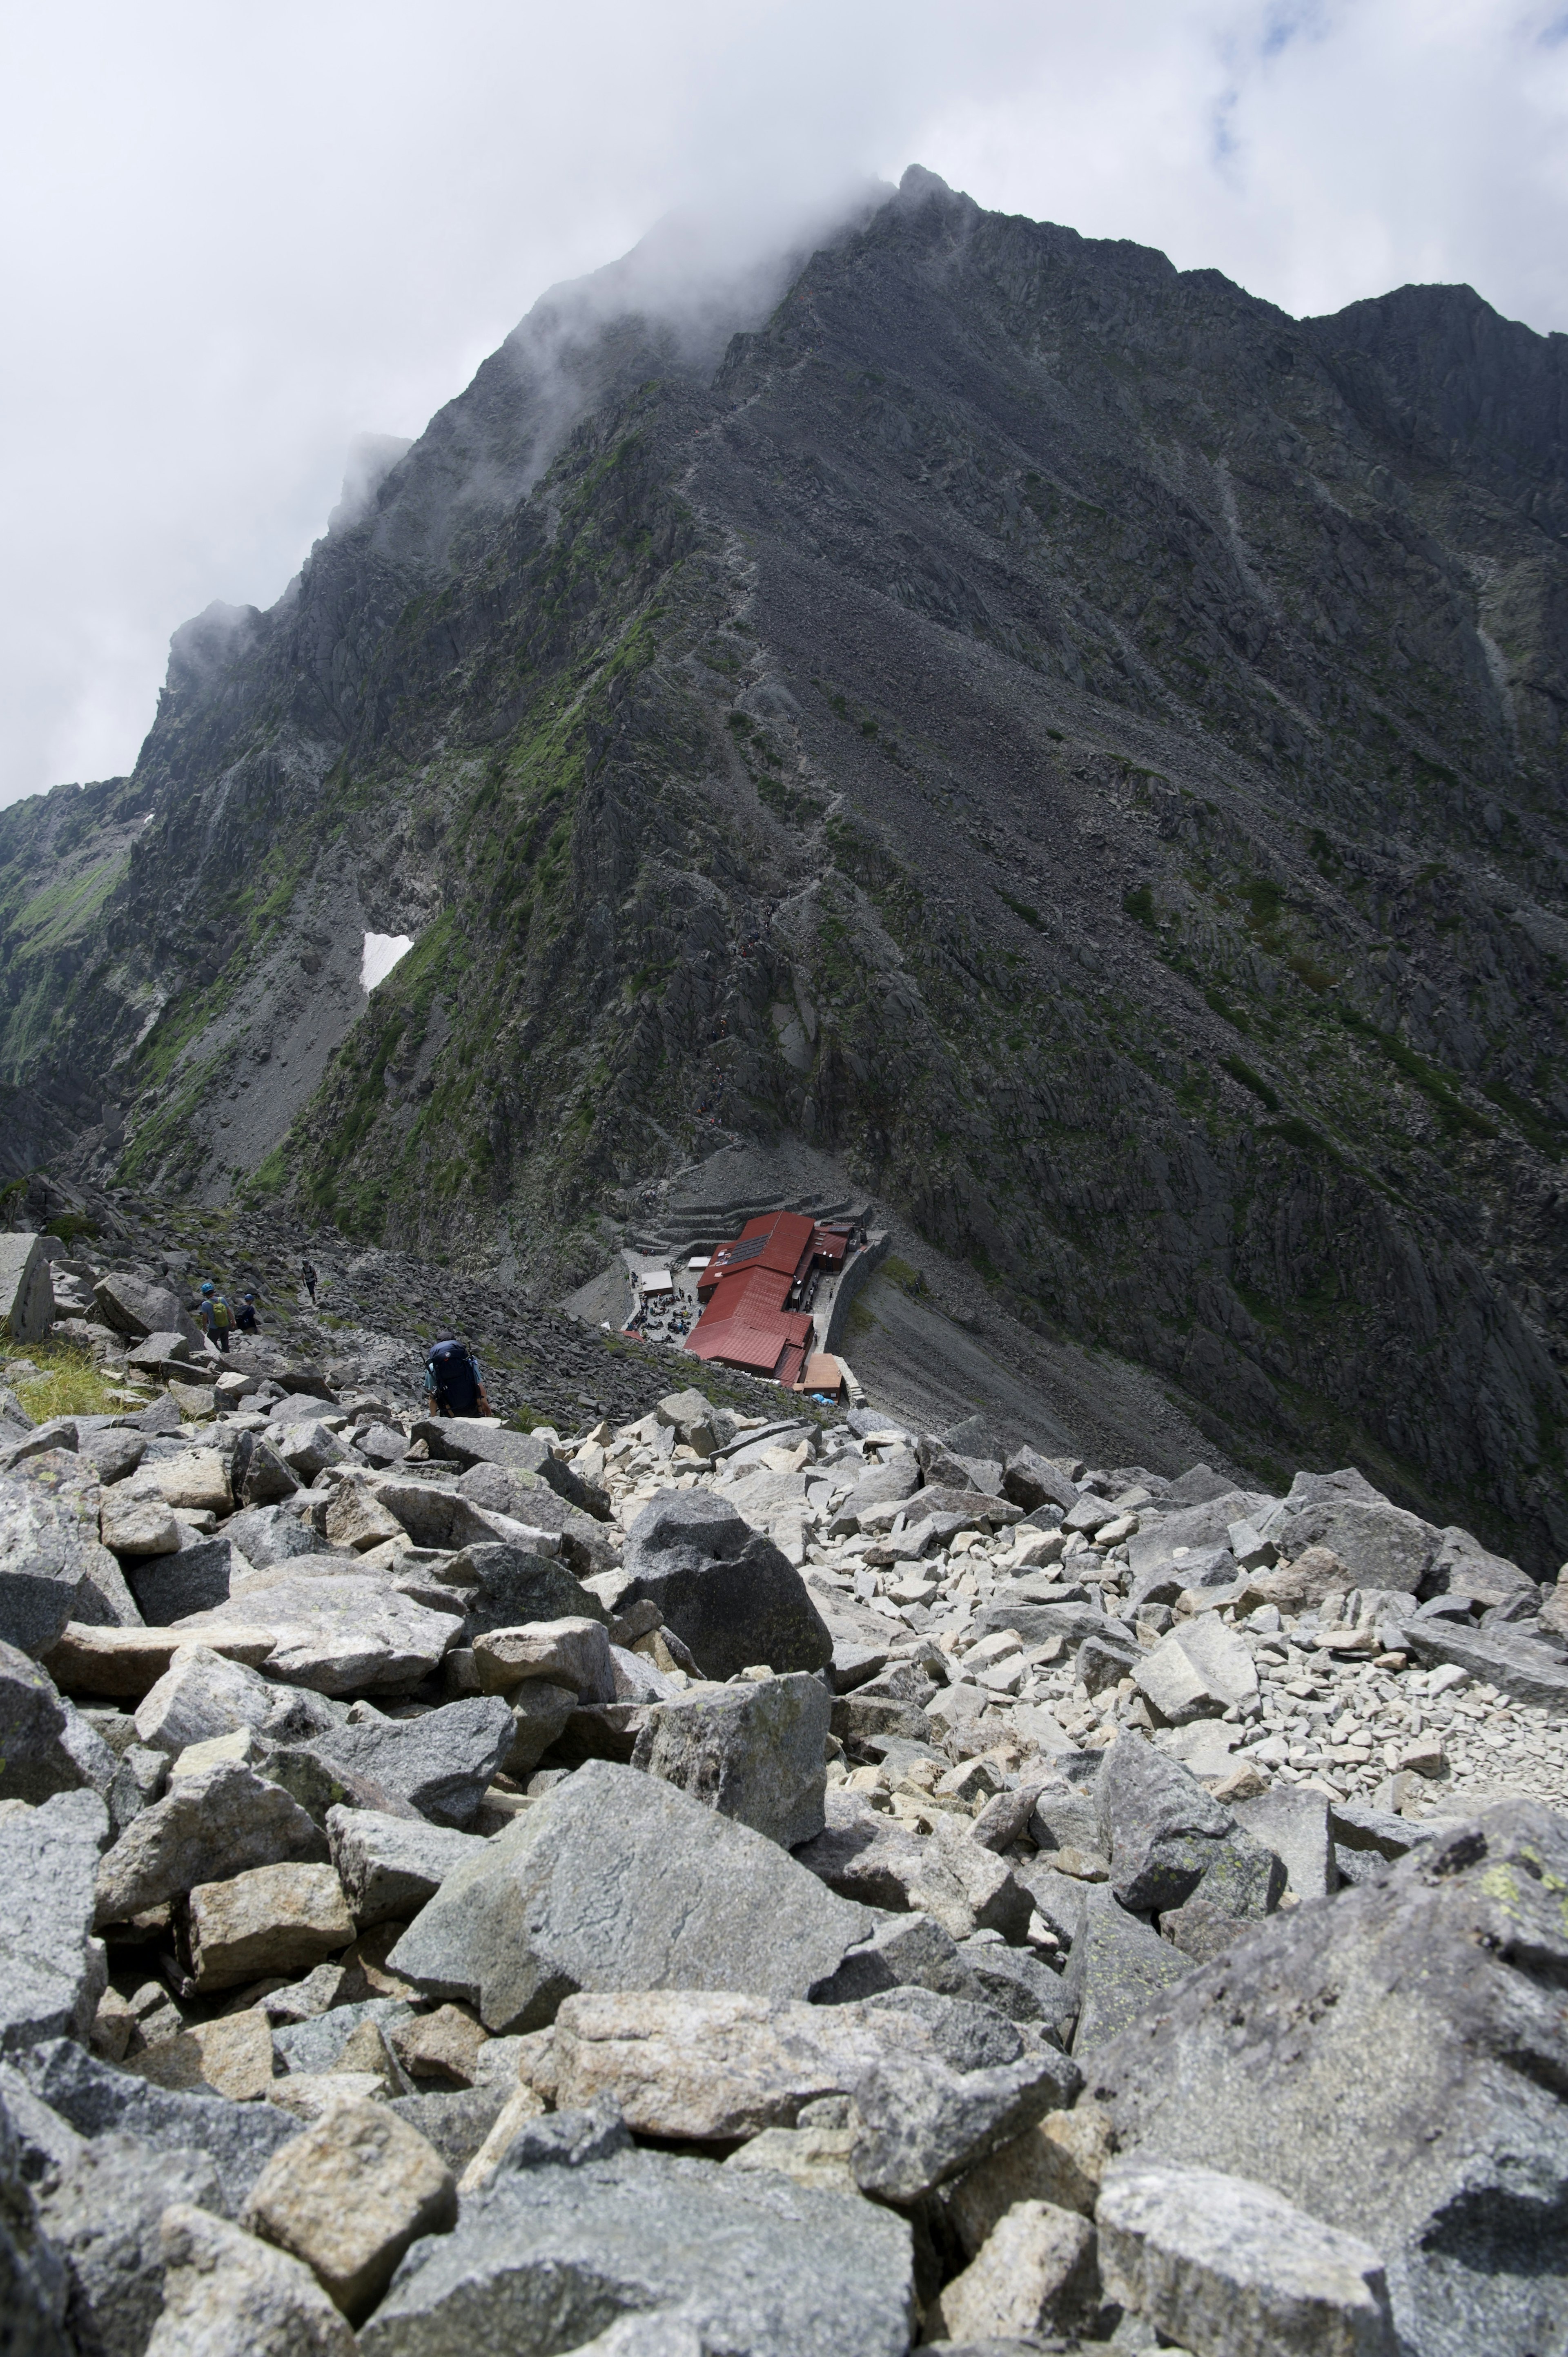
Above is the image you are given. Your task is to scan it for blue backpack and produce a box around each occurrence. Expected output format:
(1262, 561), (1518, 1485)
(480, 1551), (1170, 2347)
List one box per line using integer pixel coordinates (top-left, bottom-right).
(426, 1339), (480, 1412)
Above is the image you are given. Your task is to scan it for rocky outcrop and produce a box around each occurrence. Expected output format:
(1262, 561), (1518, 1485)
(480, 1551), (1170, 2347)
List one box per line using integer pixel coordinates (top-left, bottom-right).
(2, 171), (1566, 1572)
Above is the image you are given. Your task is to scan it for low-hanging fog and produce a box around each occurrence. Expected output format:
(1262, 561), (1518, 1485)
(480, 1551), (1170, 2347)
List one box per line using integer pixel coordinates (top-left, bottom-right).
(2, 0), (1564, 808)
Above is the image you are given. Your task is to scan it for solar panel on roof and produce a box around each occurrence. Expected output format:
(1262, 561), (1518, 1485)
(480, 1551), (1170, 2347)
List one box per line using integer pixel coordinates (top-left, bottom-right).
(716, 1234), (767, 1267)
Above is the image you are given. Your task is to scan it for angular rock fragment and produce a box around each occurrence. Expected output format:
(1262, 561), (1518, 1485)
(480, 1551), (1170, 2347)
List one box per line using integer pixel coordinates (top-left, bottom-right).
(1097, 1735), (1281, 1919)
(1090, 1800), (1568, 2357)
(471, 1616), (614, 1697)
(174, 1575), (457, 1695)
(101, 1489), (183, 1558)
(95, 1763), (326, 1926)
(794, 1791), (1026, 1942)
(1061, 1886), (1194, 2057)
(388, 2005), (489, 2088)
(1276, 1497), (1434, 1593)
(945, 2105), (1115, 2252)
(443, 1540), (605, 1638)
(929, 2198), (1099, 2344)
(0, 1789), (108, 2056)
(388, 1759), (870, 2031)
(36, 2130), (224, 2357)
(18, 2041), (299, 2216)
(356, 2139), (913, 2357)
(269, 1996), (414, 2077)
(1134, 1614), (1257, 1722)
(181, 1862), (353, 1991)
(386, 2086), (508, 2178)
(809, 1909), (984, 2007)
(133, 1644), (285, 1755)
(849, 1988), (1080, 2203)
(246, 2096), (457, 2322)
(307, 1697), (512, 1829)
(1096, 2157), (1394, 2357)
(631, 1670), (830, 1846)
(1234, 1786), (1336, 1902)
(125, 1536), (237, 1625)
(501, 1678), (579, 1775)
(0, 1639), (115, 1803)
(127, 2009), (278, 2102)
(40, 1621), (276, 1701)
(0, 1467), (131, 1657)
(146, 2203), (357, 2357)
(620, 1490), (833, 1680)
(327, 1807), (486, 1927)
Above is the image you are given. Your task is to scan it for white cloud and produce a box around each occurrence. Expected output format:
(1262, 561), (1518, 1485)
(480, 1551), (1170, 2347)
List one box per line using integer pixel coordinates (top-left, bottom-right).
(0, 0), (1561, 806)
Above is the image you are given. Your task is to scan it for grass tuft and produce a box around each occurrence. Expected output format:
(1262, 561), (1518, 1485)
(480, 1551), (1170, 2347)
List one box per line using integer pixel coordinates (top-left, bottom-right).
(5, 1338), (125, 1420)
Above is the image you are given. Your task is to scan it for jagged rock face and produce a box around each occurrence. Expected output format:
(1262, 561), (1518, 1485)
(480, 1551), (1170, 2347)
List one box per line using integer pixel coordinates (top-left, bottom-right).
(4, 169), (1568, 1562)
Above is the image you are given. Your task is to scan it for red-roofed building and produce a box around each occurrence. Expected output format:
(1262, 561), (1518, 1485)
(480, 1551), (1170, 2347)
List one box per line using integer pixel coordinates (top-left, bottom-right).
(684, 1209), (856, 1388)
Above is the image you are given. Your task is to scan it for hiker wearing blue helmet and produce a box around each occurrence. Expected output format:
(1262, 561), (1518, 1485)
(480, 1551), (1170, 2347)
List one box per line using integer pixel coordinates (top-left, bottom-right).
(197, 1279), (234, 1354)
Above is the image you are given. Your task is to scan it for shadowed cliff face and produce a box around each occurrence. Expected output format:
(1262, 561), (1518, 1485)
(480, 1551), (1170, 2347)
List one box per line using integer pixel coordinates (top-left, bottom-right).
(5, 168), (1568, 1565)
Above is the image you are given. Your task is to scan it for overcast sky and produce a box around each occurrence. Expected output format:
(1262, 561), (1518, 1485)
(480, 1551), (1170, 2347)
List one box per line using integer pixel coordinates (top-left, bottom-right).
(2, 0), (1564, 808)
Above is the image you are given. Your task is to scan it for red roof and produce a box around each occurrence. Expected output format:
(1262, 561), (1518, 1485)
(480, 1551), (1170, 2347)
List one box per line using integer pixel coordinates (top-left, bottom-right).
(684, 1264), (814, 1376)
(697, 1210), (816, 1299)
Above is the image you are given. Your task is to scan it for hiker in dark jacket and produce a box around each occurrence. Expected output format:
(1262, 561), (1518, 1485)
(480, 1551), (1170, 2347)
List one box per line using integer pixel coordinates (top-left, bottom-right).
(301, 1260), (318, 1302)
(425, 1336), (490, 1417)
(235, 1291), (259, 1333)
(197, 1280), (234, 1353)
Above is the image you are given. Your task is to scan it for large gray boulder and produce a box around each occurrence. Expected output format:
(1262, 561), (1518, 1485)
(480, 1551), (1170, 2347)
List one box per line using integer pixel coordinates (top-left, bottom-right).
(0, 2087), (71, 2357)
(1096, 1735), (1284, 1920)
(326, 1807), (487, 1926)
(848, 1987), (1080, 2203)
(37, 2131), (224, 2357)
(444, 1542), (608, 1641)
(144, 2202), (357, 2356)
(0, 1468), (133, 1658)
(969, 1598), (1107, 1651)
(631, 1671), (830, 1847)
(793, 1791), (1028, 1944)
(17, 1454), (144, 1629)
(1096, 2156), (1395, 2357)
(356, 2138), (913, 2357)
(93, 1762), (326, 1924)
(1396, 1616), (1568, 1710)
(545, 1983), (1076, 2201)
(1002, 1448), (1080, 1515)
(0, 1790), (107, 2056)
(387, 1759), (870, 2032)
(620, 1491), (833, 1680)
(1060, 1886), (1194, 2058)
(0, 1641), (115, 1804)
(455, 1467), (620, 1577)
(1276, 1496), (1437, 1592)
(92, 1273), (200, 1348)
(1127, 1493), (1263, 1583)
(414, 1419), (608, 1519)
(16, 2040), (298, 2218)
(132, 1643), (292, 1755)
(0, 1235), (54, 1344)
(228, 1433), (300, 1508)
(1422, 1528), (1537, 1611)
(123, 1535), (236, 1624)
(1088, 1801), (1568, 2357)
(310, 1697), (514, 1829)
(172, 1574), (457, 1693)
(221, 1505), (318, 1570)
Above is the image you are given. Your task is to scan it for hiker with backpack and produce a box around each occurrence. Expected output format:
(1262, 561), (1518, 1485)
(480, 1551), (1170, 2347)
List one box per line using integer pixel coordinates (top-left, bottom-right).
(235, 1291), (259, 1333)
(424, 1336), (491, 1418)
(197, 1280), (234, 1353)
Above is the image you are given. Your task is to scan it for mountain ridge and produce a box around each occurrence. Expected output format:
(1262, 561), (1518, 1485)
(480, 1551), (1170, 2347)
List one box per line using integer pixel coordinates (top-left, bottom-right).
(4, 166), (1567, 1566)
